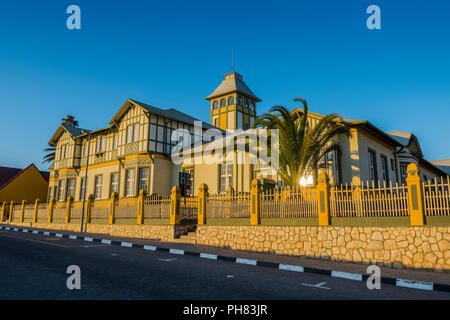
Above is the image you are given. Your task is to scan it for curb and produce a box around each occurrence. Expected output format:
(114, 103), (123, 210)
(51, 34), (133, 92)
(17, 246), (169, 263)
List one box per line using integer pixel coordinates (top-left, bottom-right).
(1, 225), (449, 293)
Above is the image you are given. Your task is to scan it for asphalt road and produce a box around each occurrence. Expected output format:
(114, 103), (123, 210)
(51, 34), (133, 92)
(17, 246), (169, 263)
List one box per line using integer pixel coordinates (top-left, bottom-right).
(0, 229), (449, 300)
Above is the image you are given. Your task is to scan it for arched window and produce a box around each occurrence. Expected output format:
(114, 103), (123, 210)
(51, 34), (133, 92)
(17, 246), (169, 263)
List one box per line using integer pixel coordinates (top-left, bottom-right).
(213, 100), (219, 109)
(237, 96), (242, 106)
(250, 102), (255, 110)
(228, 96), (234, 106)
(220, 98), (226, 108)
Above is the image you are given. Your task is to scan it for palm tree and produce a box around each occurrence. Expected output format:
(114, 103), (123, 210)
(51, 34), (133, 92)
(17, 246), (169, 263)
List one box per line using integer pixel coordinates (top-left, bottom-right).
(43, 115), (79, 164)
(61, 114), (79, 127)
(254, 97), (350, 187)
(42, 146), (56, 164)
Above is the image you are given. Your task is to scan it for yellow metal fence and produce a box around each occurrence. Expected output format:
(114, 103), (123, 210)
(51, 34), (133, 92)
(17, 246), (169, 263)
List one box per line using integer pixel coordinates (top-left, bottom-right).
(330, 182), (409, 218)
(423, 176), (450, 216)
(1, 169), (449, 226)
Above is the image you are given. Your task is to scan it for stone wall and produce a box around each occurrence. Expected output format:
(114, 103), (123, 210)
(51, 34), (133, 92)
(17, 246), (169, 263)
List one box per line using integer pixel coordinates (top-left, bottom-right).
(197, 225), (450, 272)
(6, 222), (177, 242)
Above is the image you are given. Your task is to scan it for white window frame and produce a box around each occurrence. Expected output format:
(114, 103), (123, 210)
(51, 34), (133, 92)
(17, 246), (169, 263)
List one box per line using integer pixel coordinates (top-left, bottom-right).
(125, 169), (135, 197)
(94, 175), (103, 200)
(126, 125), (133, 144)
(58, 180), (65, 201)
(220, 163), (233, 193)
(138, 168), (149, 193)
(110, 173), (119, 195)
(133, 124), (140, 142)
(113, 134), (118, 149)
(66, 178), (76, 198)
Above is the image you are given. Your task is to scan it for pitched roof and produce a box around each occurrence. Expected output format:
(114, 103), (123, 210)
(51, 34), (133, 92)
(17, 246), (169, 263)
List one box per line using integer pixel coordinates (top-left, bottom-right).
(0, 164), (49, 190)
(61, 123), (90, 137)
(111, 99), (219, 131)
(386, 131), (412, 147)
(48, 123), (91, 146)
(387, 130), (424, 158)
(0, 167), (22, 188)
(290, 108), (401, 148)
(205, 72), (261, 101)
(430, 159), (450, 175)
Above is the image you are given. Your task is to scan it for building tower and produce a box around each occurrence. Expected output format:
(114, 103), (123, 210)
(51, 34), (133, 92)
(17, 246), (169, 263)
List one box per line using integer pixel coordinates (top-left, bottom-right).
(206, 71), (261, 131)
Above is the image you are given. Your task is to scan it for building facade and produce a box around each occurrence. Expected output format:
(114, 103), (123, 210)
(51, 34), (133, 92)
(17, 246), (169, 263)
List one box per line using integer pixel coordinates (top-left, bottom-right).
(47, 71), (447, 201)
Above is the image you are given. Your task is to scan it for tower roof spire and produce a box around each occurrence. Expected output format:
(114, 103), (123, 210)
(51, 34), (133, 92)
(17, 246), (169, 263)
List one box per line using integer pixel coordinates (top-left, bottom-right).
(205, 71), (261, 102)
(232, 48), (234, 72)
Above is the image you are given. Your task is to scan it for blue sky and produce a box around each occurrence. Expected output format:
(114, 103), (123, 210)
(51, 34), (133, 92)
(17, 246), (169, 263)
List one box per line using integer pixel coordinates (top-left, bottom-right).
(0, 0), (449, 171)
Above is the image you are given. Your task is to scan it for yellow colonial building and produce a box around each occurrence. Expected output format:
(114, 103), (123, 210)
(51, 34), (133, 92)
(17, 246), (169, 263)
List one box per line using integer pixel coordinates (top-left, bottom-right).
(47, 71), (447, 201)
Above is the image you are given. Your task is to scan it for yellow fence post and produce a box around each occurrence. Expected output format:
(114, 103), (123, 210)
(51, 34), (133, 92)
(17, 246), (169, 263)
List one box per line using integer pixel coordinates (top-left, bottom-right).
(1, 202), (7, 222)
(48, 197), (55, 223)
(406, 163), (425, 226)
(109, 192), (117, 224)
(65, 196), (73, 224)
(32, 199), (40, 223)
(86, 194), (94, 224)
(9, 201), (14, 222)
(226, 186), (234, 219)
(250, 179), (261, 225)
(21, 200), (26, 222)
(137, 189), (146, 225)
(317, 172), (330, 226)
(170, 186), (181, 225)
(198, 184), (208, 225)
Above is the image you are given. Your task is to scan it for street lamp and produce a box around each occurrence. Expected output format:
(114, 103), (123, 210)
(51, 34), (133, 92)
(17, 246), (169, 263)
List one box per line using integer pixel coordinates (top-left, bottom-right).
(80, 130), (91, 233)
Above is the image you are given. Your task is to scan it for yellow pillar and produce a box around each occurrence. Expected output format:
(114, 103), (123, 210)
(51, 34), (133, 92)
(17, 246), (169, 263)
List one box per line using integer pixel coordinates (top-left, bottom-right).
(170, 186), (181, 225)
(21, 200), (26, 222)
(86, 194), (94, 224)
(406, 163), (425, 226)
(317, 172), (330, 226)
(137, 189), (146, 225)
(32, 199), (40, 223)
(109, 192), (117, 224)
(1, 202), (7, 222)
(65, 196), (73, 224)
(9, 201), (14, 223)
(198, 184), (208, 225)
(225, 186), (234, 219)
(250, 179), (261, 225)
(48, 197), (55, 223)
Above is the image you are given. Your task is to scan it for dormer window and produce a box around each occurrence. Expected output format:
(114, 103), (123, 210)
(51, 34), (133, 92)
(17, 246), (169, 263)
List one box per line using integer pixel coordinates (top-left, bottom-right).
(126, 124), (140, 144)
(113, 134), (118, 149)
(59, 144), (67, 159)
(96, 136), (106, 153)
